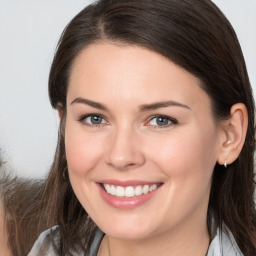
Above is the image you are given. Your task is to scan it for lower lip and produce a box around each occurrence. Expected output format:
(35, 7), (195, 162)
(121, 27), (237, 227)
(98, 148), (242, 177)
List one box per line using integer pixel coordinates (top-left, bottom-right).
(97, 184), (161, 209)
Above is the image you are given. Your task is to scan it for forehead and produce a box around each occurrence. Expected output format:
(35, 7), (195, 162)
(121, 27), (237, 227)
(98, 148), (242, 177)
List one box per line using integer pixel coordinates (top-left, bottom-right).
(70, 42), (199, 84)
(67, 42), (211, 112)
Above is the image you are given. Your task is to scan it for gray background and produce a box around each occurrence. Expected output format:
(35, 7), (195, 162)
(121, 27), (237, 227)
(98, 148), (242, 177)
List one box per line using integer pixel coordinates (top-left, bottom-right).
(0, 0), (255, 178)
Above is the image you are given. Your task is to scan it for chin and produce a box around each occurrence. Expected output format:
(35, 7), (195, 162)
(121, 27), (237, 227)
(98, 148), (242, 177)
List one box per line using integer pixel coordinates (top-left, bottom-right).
(107, 228), (153, 240)
(97, 216), (158, 240)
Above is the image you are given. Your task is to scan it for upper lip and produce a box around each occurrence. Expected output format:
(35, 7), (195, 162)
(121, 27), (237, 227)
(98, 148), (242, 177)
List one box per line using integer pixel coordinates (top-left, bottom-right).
(97, 179), (163, 186)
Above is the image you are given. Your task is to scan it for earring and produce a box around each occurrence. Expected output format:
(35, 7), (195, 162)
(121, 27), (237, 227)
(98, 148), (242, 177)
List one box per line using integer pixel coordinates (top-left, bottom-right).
(224, 157), (228, 168)
(63, 166), (68, 180)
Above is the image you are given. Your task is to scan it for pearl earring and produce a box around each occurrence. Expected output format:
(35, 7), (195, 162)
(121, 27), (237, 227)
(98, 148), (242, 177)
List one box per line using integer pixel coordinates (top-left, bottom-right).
(224, 157), (228, 168)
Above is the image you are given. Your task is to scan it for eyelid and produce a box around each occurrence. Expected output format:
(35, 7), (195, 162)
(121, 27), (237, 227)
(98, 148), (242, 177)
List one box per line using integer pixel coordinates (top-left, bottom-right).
(78, 113), (102, 121)
(78, 113), (109, 126)
(145, 115), (178, 128)
(77, 113), (177, 128)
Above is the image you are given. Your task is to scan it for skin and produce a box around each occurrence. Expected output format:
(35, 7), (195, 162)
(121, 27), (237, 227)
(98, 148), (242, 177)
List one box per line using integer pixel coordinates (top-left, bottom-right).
(63, 42), (247, 256)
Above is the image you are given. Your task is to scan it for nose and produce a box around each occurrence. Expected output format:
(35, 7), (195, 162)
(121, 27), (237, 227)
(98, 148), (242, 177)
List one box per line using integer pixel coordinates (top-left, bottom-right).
(104, 127), (145, 171)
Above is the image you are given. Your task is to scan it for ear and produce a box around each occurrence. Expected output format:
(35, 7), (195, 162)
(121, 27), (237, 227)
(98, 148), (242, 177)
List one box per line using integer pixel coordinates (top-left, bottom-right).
(57, 103), (64, 119)
(217, 103), (248, 166)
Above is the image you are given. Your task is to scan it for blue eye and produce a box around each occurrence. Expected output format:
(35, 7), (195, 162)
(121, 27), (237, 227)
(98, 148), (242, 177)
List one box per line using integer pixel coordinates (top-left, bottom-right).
(80, 114), (108, 126)
(148, 116), (177, 127)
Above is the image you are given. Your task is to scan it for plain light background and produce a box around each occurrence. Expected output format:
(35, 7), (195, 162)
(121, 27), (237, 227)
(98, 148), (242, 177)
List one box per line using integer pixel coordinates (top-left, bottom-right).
(0, 0), (256, 178)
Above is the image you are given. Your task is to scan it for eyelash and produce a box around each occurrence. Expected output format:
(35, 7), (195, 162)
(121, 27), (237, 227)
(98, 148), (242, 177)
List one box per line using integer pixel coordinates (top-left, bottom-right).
(78, 114), (178, 128)
(146, 115), (178, 129)
(78, 114), (108, 127)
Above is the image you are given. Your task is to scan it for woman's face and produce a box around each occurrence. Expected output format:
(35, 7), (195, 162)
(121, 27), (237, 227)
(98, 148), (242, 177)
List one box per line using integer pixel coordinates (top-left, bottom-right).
(65, 42), (223, 240)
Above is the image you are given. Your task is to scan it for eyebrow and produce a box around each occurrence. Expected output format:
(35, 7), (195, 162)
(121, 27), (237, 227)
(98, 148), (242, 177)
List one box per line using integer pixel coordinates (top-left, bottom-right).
(71, 97), (190, 111)
(71, 97), (107, 110)
(139, 101), (190, 111)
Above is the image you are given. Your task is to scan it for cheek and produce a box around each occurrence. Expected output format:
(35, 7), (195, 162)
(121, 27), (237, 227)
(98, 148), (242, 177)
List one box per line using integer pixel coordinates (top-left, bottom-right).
(65, 124), (104, 176)
(146, 125), (218, 181)
(146, 127), (218, 221)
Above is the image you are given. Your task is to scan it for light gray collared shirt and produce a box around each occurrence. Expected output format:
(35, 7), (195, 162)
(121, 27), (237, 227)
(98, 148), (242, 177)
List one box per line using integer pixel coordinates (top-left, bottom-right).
(28, 224), (243, 256)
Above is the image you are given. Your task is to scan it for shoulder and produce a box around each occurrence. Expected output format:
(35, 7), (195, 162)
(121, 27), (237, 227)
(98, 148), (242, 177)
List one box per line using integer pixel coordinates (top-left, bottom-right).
(207, 223), (243, 256)
(28, 226), (60, 256)
(28, 225), (104, 256)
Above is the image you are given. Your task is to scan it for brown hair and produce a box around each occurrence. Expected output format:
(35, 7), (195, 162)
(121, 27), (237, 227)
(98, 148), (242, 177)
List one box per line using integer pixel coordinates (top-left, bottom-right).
(42, 0), (256, 255)
(0, 170), (48, 256)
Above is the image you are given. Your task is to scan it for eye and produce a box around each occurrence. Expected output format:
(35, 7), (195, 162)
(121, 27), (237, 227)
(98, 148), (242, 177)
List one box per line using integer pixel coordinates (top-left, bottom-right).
(147, 115), (177, 128)
(79, 114), (108, 126)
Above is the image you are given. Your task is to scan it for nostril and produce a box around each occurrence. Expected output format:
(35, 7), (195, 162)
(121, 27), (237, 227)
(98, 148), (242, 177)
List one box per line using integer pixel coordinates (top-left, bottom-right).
(106, 158), (144, 171)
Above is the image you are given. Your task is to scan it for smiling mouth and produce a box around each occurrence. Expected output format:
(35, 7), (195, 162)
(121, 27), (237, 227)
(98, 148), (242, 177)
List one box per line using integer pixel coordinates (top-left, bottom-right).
(100, 183), (162, 198)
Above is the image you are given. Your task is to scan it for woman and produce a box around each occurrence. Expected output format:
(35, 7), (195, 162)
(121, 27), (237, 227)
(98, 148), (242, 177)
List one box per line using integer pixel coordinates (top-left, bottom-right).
(29, 0), (256, 255)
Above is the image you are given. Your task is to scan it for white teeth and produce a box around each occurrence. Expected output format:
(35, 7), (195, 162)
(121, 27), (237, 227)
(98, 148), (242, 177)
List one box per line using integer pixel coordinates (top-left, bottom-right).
(116, 186), (125, 197)
(149, 184), (157, 192)
(142, 185), (149, 194)
(105, 184), (111, 193)
(135, 185), (143, 196)
(125, 186), (134, 197)
(103, 183), (159, 198)
(110, 185), (116, 195)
